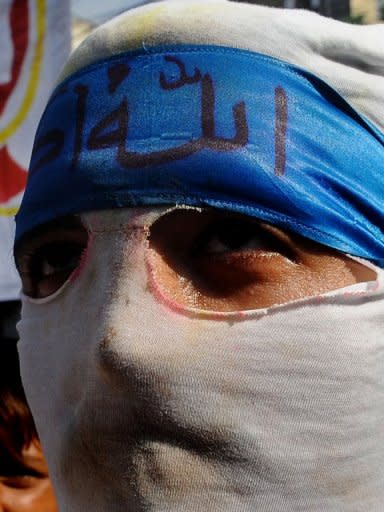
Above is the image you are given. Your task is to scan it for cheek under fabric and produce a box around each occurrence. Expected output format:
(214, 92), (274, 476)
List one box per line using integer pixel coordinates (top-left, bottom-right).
(15, 46), (384, 265)
(17, 209), (384, 512)
(13, 1), (384, 510)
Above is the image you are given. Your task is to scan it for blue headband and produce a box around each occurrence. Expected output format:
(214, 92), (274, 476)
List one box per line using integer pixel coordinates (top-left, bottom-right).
(15, 45), (384, 265)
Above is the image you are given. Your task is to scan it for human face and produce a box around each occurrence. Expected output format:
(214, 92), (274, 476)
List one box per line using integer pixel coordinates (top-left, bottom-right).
(14, 208), (382, 511)
(15, 208), (374, 305)
(0, 442), (57, 512)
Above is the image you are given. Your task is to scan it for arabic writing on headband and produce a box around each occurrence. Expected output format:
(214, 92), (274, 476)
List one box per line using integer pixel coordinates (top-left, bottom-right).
(30, 56), (288, 176)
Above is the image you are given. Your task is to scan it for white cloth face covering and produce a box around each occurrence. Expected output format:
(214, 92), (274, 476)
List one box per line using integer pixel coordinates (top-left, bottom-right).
(17, 207), (384, 512)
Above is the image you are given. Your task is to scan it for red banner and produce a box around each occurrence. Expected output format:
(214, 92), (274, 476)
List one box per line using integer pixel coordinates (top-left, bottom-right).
(0, 0), (70, 300)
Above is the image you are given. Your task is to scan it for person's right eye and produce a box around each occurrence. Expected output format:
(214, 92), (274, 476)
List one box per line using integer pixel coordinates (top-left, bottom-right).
(23, 241), (85, 297)
(15, 217), (88, 299)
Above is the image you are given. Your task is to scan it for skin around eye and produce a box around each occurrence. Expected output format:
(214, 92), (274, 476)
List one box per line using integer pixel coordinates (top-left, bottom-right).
(14, 217), (88, 299)
(14, 209), (376, 307)
(148, 209), (376, 311)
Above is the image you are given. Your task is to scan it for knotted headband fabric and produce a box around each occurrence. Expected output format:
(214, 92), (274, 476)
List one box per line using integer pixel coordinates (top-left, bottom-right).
(15, 45), (384, 265)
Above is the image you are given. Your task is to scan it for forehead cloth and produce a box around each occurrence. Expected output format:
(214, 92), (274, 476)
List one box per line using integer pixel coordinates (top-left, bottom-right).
(15, 1), (384, 265)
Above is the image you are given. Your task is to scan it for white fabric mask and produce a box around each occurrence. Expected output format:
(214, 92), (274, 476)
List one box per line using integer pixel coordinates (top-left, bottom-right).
(17, 208), (384, 512)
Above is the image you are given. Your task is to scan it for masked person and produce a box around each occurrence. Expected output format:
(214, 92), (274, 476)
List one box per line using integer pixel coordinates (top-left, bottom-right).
(0, 309), (57, 512)
(13, 1), (384, 510)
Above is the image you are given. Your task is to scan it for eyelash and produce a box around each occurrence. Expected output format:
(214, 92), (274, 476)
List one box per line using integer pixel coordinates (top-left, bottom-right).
(16, 224), (88, 299)
(27, 242), (85, 275)
(191, 219), (292, 259)
(16, 215), (295, 300)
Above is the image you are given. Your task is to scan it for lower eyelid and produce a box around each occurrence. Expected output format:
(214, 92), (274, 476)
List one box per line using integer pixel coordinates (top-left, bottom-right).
(22, 271), (76, 303)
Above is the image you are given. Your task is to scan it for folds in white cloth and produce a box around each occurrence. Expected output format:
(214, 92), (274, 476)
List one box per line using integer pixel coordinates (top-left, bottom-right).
(18, 208), (384, 511)
(16, 1), (384, 510)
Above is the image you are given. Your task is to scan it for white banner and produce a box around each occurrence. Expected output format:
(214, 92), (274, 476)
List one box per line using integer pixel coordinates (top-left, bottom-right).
(0, 0), (71, 300)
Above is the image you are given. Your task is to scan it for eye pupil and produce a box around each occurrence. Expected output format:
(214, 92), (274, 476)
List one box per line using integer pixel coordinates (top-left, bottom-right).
(36, 243), (83, 277)
(215, 221), (254, 250)
(42, 244), (80, 270)
(192, 219), (258, 256)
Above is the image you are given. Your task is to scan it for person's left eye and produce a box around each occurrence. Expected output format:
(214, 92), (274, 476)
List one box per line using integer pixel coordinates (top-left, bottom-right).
(148, 209), (301, 310)
(190, 218), (288, 257)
